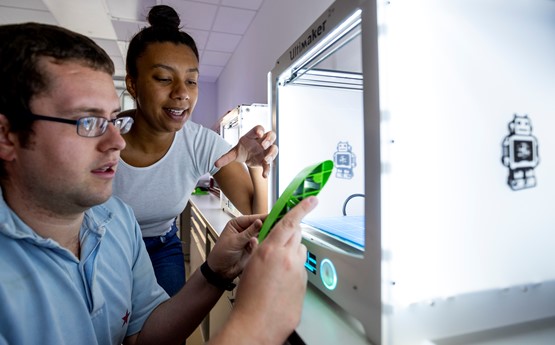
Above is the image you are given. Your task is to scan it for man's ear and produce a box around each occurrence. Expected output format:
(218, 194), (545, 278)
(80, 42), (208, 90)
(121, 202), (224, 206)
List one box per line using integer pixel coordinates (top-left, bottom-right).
(0, 114), (17, 161)
(125, 75), (137, 99)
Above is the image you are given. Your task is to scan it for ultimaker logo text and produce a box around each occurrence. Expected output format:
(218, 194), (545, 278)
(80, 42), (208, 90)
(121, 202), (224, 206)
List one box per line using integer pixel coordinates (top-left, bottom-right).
(289, 20), (327, 61)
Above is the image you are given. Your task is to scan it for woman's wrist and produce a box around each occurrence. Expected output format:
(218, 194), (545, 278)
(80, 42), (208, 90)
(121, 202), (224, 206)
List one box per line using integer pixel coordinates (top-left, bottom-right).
(200, 261), (236, 291)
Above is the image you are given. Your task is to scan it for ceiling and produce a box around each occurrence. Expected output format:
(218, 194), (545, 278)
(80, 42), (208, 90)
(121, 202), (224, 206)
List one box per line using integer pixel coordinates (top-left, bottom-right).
(0, 0), (266, 82)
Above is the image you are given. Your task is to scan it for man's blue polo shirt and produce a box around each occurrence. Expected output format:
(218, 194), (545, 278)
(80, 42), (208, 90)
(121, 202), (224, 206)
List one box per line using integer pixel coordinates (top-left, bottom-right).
(0, 192), (169, 345)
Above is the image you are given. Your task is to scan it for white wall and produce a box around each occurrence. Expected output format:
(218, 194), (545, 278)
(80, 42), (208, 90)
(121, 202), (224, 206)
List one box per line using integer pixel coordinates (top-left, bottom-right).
(194, 0), (334, 129)
(215, 0), (335, 119)
(192, 81), (218, 128)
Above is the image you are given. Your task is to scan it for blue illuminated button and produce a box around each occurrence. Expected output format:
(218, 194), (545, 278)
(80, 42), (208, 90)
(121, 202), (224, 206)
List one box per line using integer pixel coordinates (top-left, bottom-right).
(320, 258), (337, 290)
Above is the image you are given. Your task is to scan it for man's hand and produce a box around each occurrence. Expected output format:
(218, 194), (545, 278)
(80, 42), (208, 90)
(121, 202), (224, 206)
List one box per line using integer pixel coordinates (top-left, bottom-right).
(228, 197), (318, 343)
(214, 125), (278, 178)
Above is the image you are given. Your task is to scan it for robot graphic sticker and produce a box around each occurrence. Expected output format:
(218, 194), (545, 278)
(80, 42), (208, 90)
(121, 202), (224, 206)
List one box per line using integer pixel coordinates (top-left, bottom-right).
(334, 141), (356, 179)
(501, 114), (540, 190)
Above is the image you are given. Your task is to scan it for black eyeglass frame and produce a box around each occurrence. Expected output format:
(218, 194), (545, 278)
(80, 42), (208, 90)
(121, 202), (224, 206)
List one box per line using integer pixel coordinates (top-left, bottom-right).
(24, 112), (134, 138)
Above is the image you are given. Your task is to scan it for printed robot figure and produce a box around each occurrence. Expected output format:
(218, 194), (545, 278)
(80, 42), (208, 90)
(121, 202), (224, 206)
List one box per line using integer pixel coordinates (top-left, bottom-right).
(334, 141), (356, 179)
(502, 114), (540, 190)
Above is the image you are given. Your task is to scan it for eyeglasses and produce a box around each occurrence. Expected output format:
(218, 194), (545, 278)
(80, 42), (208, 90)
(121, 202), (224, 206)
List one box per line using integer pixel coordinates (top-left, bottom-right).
(25, 113), (134, 138)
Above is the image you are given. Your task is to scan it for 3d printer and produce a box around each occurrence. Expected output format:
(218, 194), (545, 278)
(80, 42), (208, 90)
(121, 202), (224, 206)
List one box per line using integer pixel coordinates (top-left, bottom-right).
(269, 0), (555, 344)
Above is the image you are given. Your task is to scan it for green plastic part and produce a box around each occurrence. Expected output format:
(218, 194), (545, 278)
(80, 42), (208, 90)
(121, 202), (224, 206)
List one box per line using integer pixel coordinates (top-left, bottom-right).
(191, 187), (209, 195)
(258, 160), (334, 242)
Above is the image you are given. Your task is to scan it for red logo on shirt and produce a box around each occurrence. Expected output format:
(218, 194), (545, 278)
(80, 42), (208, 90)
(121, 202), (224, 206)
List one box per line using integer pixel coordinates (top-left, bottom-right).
(122, 309), (130, 327)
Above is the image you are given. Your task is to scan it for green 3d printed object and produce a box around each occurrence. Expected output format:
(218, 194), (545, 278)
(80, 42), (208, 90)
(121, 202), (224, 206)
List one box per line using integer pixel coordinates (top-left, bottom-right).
(258, 160), (334, 242)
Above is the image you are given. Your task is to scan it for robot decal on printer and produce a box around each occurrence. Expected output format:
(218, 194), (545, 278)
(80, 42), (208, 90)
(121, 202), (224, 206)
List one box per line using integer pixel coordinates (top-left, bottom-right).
(333, 141), (356, 179)
(501, 114), (540, 190)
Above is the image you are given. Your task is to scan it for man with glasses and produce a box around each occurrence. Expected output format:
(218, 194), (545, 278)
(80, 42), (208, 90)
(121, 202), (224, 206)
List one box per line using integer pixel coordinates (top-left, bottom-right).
(0, 23), (316, 345)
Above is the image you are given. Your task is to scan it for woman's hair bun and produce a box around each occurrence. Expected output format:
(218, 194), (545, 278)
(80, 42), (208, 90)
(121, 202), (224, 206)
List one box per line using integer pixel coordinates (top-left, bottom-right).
(148, 5), (180, 29)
